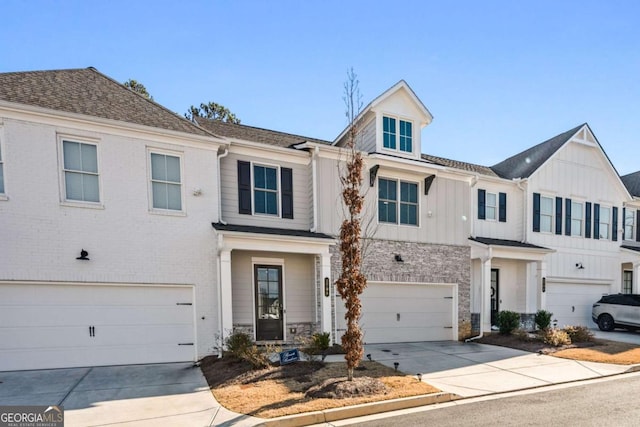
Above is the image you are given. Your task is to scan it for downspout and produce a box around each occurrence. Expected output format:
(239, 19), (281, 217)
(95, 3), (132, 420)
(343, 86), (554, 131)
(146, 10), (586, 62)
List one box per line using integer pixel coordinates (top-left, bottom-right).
(466, 246), (492, 342)
(310, 146), (320, 232)
(469, 174), (479, 237)
(515, 178), (527, 242)
(217, 148), (230, 225)
(216, 234), (224, 357)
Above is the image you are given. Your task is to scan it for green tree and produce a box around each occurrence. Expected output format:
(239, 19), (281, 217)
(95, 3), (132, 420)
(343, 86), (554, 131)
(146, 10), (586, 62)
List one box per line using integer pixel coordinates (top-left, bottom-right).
(123, 79), (153, 100)
(185, 102), (241, 124)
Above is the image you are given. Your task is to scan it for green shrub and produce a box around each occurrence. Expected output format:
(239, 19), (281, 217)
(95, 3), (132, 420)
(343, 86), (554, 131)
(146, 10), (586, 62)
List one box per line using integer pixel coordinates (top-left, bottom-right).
(534, 310), (553, 330)
(224, 331), (253, 358)
(563, 325), (594, 343)
(497, 311), (521, 335)
(542, 328), (571, 347)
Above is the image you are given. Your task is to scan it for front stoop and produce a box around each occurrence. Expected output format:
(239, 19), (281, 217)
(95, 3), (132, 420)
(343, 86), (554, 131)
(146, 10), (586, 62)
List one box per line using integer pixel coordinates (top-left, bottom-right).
(255, 392), (459, 427)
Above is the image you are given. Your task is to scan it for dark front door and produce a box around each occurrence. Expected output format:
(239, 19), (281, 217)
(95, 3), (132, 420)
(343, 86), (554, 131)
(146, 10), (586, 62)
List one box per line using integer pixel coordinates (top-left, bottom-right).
(491, 269), (499, 326)
(255, 265), (283, 341)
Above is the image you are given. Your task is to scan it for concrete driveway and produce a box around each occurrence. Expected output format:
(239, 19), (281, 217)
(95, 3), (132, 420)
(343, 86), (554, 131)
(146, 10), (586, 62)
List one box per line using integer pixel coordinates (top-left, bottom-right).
(591, 328), (640, 345)
(0, 362), (243, 426)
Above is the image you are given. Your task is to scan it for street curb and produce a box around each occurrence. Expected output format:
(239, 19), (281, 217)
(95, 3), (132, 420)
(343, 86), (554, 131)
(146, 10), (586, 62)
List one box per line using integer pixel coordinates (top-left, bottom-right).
(255, 392), (458, 427)
(624, 364), (640, 373)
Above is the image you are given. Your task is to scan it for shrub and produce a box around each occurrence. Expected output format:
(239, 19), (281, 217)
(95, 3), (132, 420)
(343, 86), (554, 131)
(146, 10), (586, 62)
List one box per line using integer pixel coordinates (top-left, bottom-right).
(497, 311), (521, 335)
(563, 325), (594, 343)
(224, 331), (253, 358)
(513, 328), (535, 342)
(542, 328), (571, 347)
(242, 345), (272, 369)
(534, 310), (553, 330)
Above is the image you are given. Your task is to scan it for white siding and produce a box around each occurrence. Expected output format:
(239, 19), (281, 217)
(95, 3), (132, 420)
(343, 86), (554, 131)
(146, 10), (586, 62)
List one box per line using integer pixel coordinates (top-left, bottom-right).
(473, 182), (524, 241)
(357, 117), (376, 153)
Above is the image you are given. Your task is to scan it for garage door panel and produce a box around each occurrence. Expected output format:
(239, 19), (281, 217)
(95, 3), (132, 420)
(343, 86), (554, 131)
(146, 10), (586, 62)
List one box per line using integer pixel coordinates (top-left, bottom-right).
(547, 283), (609, 328)
(358, 297), (449, 313)
(362, 285), (451, 299)
(363, 326), (452, 343)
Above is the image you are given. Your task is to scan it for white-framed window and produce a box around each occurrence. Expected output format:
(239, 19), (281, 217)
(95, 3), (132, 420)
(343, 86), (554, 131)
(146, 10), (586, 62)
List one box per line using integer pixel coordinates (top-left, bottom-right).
(61, 139), (100, 203)
(0, 141), (5, 196)
(382, 116), (413, 153)
(540, 196), (553, 233)
(623, 270), (633, 294)
(149, 150), (183, 212)
(378, 178), (419, 226)
(485, 192), (497, 220)
(571, 201), (583, 237)
(599, 206), (611, 239)
(253, 164), (279, 216)
(625, 209), (635, 240)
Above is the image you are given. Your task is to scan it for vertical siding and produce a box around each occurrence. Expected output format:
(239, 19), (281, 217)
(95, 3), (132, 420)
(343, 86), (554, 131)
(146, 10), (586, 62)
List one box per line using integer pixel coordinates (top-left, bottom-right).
(473, 182), (523, 241)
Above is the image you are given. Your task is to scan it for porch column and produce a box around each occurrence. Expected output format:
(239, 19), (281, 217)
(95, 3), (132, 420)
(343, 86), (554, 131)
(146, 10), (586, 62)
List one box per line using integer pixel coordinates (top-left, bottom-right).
(634, 263), (640, 293)
(537, 260), (547, 310)
(219, 249), (233, 343)
(481, 258), (492, 332)
(320, 252), (333, 342)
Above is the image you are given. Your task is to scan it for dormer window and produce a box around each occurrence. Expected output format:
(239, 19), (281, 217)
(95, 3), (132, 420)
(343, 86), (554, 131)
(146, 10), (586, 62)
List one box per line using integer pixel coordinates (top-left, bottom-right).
(383, 116), (413, 153)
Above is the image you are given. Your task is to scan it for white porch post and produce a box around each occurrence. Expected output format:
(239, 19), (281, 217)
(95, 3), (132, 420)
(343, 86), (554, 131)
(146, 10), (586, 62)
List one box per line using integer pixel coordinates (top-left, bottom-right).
(482, 258), (492, 332)
(320, 252), (333, 342)
(634, 263), (640, 293)
(537, 260), (547, 310)
(219, 249), (233, 343)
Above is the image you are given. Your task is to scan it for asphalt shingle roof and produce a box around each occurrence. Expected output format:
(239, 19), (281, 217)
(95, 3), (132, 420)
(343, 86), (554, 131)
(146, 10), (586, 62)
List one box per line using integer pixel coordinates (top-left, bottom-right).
(490, 124), (585, 179)
(196, 118), (332, 148)
(212, 222), (334, 239)
(421, 154), (499, 177)
(0, 67), (211, 137)
(621, 171), (640, 197)
(470, 236), (550, 250)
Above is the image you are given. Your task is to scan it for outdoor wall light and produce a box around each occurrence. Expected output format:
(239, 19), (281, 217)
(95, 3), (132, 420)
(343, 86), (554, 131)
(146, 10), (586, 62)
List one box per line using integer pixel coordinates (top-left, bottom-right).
(76, 249), (90, 261)
(575, 262), (585, 270)
(324, 277), (330, 297)
(394, 254), (404, 262)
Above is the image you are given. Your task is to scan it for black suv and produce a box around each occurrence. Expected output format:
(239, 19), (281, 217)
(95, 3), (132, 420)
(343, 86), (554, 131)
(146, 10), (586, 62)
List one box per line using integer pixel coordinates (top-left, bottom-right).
(592, 294), (640, 331)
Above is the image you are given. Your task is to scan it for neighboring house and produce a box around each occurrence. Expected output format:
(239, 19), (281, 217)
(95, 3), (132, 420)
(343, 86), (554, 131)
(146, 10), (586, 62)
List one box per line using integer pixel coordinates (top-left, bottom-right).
(0, 68), (227, 371)
(620, 171), (640, 293)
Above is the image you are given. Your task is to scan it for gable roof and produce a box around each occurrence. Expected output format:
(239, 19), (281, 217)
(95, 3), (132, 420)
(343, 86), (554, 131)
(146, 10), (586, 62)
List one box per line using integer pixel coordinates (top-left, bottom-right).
(196, 117), (332, 148)
(621, 171), (640, 197)
(0, 67), (212, 137)
(490, 124), (585, 179)
(421, 153), (499, 177)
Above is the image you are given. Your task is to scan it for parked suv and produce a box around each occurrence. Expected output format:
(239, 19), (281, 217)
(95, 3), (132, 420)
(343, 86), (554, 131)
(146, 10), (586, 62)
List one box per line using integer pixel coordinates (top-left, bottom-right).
(592, 294), (640, 331)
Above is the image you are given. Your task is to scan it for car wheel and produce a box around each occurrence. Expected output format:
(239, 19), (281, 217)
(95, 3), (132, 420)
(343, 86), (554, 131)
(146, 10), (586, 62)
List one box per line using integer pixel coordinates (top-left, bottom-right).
(598, 314), (615, 331)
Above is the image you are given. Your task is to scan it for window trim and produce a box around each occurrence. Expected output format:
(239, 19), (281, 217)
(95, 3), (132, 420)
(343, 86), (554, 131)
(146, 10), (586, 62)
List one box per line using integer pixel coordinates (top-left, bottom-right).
(485, 191), (497, 221)
(147, 147), (185, 215)
(381, 114), (414, 154)
(623, 270), (633, 294)
(570, 200), (583, 237)
(252, 162), (281, 217)
(624, 208), (636, 241)
(599, 205), (611, 240)
(539, 195), (554, 233)
(58, 136), (103, 208)
(377, 176), (420, 227)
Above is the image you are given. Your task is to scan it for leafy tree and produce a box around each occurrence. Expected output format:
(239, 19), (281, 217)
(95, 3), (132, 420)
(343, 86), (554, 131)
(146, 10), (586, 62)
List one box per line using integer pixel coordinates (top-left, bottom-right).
(336, 68), (367, 381)
(123, 79), (153, 100)
(185, 102), (241, 124)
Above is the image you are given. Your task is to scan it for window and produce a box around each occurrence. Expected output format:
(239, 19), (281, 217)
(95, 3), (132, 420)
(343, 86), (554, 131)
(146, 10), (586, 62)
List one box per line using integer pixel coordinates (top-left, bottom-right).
(150, 152), (182, 211)
(623, 270), (633, 294)
(599, 206), (610, 239)
(485, 192), (497, 220)
(378, 178), (418, 225)
(625, 209), (635, 240)
(0, 142), (4, 195)
(382, 116), (413, 153)
(62, 140), (99, 203)
(254, 164), (278, 215)
(571, 201), (583, 237)
(540, 196), (553, 233)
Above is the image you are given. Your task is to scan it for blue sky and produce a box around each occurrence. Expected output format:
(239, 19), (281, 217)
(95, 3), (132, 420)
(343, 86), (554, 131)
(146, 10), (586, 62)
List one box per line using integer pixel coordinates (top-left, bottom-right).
(2, 1), (640, 174)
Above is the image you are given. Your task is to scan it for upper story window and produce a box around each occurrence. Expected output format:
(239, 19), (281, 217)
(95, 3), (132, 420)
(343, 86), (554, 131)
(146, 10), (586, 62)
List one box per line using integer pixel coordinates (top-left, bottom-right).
(571, 201), (583, 237)
(253, 164), (278, 215)
(540, 195), (553, 233)
(599, 206), (611, 239)
(625, 208), (635, 240)
(150, 151), (183, 211)
(485, 192), (497, 220)
(478, 189), (507, 222)
(378, 178), (418, 226)
(62, 140), (100, 203)
(382, 116), (413, 153)
(0, 142), (4, 195)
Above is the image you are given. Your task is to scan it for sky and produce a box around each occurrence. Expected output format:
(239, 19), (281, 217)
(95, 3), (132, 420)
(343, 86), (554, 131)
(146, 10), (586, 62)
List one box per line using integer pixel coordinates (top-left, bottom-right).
(2, 1), (640, 174)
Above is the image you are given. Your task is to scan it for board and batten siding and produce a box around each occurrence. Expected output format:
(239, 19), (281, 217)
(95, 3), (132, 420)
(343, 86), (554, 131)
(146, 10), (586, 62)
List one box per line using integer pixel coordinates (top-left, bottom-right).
(474, 183), (524, 241)
(220, 153), (312, 229)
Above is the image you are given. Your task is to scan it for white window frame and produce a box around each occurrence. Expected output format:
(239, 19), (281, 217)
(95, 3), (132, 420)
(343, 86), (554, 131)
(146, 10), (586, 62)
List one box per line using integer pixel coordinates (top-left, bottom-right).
(485, 192), (497, 221)
(625, 208), (636, 241)
(378, 177), (420, 227)
(599, 206), (611, 239)
(381, 114), (414, 154)
(540, 195), (554, 233)
(571, 201), (583, 237)
(147, 147), (185, 215)
(251, 161), (281, 218)
(58, 135), (103, 208)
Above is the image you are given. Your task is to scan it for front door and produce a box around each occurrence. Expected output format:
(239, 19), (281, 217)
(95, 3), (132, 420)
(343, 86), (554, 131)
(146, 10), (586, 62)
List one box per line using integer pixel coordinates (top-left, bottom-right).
(255, 265), (283, 341)
(490, 269), (500, 326)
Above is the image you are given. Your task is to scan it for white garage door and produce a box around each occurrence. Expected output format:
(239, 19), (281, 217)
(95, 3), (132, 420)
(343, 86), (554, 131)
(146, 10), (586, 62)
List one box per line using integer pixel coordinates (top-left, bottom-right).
(336, 283), (456, 344)
(546, 282), (610, 328)
(0, 283), (195, 371)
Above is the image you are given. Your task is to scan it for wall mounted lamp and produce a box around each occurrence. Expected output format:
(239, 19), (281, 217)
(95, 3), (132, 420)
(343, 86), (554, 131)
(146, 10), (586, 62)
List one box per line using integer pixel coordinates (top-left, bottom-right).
(76, 249), (90, 261)
(575, 262), (585, 270)
(394, 254), (404, 263)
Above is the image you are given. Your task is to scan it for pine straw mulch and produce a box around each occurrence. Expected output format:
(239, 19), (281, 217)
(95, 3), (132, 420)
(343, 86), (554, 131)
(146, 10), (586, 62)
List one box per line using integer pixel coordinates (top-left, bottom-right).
(477, 332), (640, 365)
(200, 356), (439, 418)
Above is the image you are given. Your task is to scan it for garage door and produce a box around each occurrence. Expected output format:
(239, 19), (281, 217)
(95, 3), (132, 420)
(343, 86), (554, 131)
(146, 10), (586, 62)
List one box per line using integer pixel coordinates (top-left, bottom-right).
(336, 283), (456, 344)
(546, 282), (610, 328)
(0, 283), (195, 371)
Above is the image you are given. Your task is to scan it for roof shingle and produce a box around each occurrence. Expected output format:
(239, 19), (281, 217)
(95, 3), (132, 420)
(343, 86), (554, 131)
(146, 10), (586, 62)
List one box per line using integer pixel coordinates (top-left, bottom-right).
(421, 153), (499, 177)
(621, 171), (640, 197)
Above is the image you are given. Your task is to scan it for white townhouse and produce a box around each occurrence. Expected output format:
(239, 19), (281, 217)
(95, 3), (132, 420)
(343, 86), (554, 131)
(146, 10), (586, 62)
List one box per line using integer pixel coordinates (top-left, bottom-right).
(0, 68), (228, 371)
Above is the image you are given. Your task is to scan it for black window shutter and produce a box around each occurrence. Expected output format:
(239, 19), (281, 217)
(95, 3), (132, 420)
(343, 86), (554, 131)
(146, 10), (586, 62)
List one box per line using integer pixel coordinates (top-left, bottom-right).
(533, 193), (541, 232)
(555, 197), (563, 235)
(585, 202), (592, 238)
(623, 207), (626, 240)
(565, 198), (572, 236)
(637, 210), (640, 242)
(281, 167), (294, 219)
(498, 192), (507, 222)
(594, 203), (600, 240)
(237, 160), (252, 215)
(612, 206), (618, 241)
(478, 189), (486, 220)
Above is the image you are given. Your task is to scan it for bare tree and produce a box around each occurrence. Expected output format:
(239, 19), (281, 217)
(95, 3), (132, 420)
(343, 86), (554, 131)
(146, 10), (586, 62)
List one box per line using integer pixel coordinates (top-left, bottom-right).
(335, 69), (367, 381)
